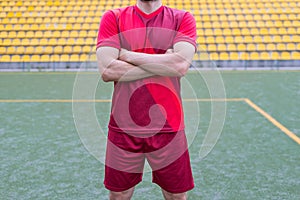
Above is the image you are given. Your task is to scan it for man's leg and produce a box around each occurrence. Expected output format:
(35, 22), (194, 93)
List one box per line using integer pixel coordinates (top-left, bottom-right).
(161, 189), (187, 200)
(109, 187), (135, 200)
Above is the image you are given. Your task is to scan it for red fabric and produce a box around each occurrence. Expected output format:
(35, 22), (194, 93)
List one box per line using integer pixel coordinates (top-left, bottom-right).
(104, 130), (194, 193)
(96, 5), (196, 134)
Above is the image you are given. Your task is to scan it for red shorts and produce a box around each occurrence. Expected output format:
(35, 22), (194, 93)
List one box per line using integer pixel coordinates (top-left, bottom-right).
(104, 130), (194, 193)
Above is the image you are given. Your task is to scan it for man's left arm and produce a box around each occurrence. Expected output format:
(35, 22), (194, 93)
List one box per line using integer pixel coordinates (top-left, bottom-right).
(119, 41), (195, 77)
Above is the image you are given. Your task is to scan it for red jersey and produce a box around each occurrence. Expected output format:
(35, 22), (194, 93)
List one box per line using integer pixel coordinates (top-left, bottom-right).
(97, 5), (196, 134)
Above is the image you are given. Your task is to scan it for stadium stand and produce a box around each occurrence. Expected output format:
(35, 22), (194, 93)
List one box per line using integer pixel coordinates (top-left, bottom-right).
(0, 0), (299, 69)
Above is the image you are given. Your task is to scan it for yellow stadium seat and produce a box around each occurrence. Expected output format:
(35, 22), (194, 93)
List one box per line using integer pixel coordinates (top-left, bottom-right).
(232, 28), (241, 36)
(269, 28), (278, 35)
(265, 21), (274, 27)
(39, 38), (48, 45)
(57, 38), (67, 45)
(241, 28), (250, 35)
(11, 55), (22, 62)
(25, 46), (35, 54)
(52, 31), (61, 38)
(63, 46), (73, 54)
(260, 52), (271, 60)
(260, 28), (269, 35)
(281, 52), (291, 60)
(237, 44), (246, 51)
(83, 45), (92, 53)
(291, 52), (300, 60)
(286, 43), (296, 51)
(35, 46), (44, 54)
(70, 31), (79, 37)
(6, 46), (16, 54)
(271, 52), (280, 60)
(86, 38), (95, 45)
(250, 52), (260, 60)
(49, 38), (57, 45)
(223, 28), (232, 36)
(230, 21), (239, 28)
(0, 31), (8, 38)
(219, 52), (229, 60)
(230, 52), (239, 60)
(80, 54), (88, 62)
(70, 54), (80, 62)
(73, 46), (82, 53)
(12, 38), (21, 44)
(16, 46), (25, 54)
(287, 28), (296, 35)
(0, 47), (6, 54)
(282, 35), (292, 43)
(215, 36), (225, 44)
(217, 44), (227, 52)
(204, 29), (213, 36)
(212, 21), (221, 28)
(60, 54), (70, 62)
(41, 55), (50, 62)
(266, 43), (276, 51)
(263, 36), (273, 43)
(276, 43), (286, 51)
(257, 44), (266, 51)
(247, 44), (256, 51)
(273, 35), (282, 43)
(210, 52), (219, 60)
(51, 55), (61, 62)
(45, 46), (53, 54)
(244, 36), (253, 43)
(206, 36), (215, 44)
(227, 44), (236, 51)
(1, 55), (11, 62)
(207, 44), (217, 51)
(54, 46), (63, 53)
(294, 35), (300, 43)
(253, 36), (263, 43)
(278, 28), (287, 35)
(22, 55), (31, 62)
(61, 31), (70, 38)
(240, 52), (249, 60)
(75, 38), (85, 45)
(234, 36), (243, 43)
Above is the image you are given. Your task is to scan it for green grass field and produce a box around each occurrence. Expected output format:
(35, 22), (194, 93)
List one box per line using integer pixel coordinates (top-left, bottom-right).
(0, 70), (299, 199)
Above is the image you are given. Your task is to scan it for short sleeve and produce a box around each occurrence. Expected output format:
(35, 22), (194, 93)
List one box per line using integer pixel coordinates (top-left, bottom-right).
(173, 12), (197, 51)
(96, 10), (120, 50)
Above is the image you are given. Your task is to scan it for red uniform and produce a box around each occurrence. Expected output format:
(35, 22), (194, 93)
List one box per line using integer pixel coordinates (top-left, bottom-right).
(97, 4), (196, 193)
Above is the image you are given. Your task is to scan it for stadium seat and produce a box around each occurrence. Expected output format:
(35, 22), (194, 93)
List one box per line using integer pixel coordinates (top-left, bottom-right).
(250, 52), (260, 60)
(291, 52), (300, 60)
(230, 52), (239, 60)
(281, 52), (291, 60)
(260, 52), (271, 60)
(60, 54), (70, 62)
(1, 55), (11, 62)
(219, 52), (229, 60)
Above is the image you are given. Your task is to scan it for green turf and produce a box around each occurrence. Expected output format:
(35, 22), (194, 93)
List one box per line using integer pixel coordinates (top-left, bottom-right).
(0, 71), (299, 199)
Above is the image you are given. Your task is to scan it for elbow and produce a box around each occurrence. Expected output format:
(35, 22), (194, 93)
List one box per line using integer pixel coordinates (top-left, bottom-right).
(101, 69), (115, 82)
(175, 61), (190, 77)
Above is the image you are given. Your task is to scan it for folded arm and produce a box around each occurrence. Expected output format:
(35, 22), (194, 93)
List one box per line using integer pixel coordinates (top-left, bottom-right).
(119, 42), (195, 77)
(96, 46), (155, 82)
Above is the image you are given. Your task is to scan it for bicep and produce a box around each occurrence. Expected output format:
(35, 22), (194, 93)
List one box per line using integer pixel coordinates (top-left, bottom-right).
(173, 41), (196, 63)
(96, 46), (119, 72)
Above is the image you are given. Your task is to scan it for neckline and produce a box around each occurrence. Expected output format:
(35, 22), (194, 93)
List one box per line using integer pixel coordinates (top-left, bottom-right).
(134, 4), (164, 19)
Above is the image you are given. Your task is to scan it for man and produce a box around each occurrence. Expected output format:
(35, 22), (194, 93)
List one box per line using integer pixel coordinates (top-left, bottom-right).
(96, 0), (196, 199)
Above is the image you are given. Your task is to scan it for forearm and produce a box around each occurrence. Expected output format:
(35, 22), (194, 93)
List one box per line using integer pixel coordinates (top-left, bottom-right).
(101, 59), (155, 82)
(120, 51), (190, 77)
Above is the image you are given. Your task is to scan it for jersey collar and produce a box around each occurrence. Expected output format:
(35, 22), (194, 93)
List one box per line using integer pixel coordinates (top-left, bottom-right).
(134, 4), (164, 19)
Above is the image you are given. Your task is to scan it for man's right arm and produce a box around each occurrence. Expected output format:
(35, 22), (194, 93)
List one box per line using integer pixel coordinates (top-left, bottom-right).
(96, 46), (155, 82)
